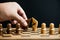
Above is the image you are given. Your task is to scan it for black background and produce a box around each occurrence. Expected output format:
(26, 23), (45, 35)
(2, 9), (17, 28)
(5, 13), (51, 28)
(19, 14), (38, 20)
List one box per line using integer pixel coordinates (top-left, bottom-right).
(0, 0), (60, 27)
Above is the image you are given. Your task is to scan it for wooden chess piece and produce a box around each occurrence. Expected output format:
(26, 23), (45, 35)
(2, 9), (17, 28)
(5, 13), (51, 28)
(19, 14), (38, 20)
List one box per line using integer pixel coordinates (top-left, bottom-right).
(49, 23), (55, 35)
(0, 24), (3, 35)
(21, 19), (30, 31)
(16, 23), (22, 34)
(41, 23), (46, 34)
(31, 17), (38, 32)
(58, 24), (60, 34)
(7, 23), (12, 34)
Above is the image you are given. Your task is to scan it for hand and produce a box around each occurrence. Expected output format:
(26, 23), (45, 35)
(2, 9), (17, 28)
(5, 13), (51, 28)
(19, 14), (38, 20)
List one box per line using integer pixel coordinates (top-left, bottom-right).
(0, 2), (28, 26)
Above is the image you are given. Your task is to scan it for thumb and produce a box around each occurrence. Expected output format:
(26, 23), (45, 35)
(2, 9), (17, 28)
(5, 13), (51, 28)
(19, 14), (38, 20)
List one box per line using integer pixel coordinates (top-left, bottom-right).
(12, 13), (28, 26)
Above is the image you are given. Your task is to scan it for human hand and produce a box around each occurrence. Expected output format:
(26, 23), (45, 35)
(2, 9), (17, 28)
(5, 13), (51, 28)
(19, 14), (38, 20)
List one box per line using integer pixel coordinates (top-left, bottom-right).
(0, 2), (28, 26)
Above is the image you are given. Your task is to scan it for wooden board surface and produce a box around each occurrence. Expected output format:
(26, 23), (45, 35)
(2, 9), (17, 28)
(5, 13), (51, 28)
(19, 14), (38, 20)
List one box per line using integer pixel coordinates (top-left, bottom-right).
(0, 28), (60, 40)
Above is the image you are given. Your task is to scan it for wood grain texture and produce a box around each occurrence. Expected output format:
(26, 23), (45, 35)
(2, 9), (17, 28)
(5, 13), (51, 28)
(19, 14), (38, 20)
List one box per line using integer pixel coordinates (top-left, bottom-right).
(0, 28), (60, 40)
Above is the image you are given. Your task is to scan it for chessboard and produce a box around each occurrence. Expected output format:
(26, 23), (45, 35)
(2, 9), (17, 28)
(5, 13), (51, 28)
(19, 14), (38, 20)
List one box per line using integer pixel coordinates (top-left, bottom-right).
(0, 28), (60, 40)
(0, 17), (60, 40)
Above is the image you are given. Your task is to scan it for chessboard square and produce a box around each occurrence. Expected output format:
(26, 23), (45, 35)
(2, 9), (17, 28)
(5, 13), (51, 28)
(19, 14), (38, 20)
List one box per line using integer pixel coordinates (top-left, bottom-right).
(2, 34), (12, 37)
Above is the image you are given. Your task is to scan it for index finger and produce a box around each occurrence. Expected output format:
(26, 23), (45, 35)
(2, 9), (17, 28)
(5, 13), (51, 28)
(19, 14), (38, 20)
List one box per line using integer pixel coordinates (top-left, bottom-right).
(17, 4), (28, 20)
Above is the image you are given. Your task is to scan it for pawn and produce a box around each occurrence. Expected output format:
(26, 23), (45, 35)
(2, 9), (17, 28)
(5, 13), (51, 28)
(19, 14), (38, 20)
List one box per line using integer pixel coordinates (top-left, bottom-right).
(58, 24), (60, 34)
(16, 23), (21, 34)
(0, 24), (3, 35)
(49, 23), (55, 35)
(41, 23), (46, 34)
(7, 23), (12, 34)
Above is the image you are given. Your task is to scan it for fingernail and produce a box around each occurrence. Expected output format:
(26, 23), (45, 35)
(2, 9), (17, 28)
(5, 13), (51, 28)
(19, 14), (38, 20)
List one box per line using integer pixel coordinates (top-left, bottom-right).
(12, 20), (17, 24)
(25, 18), (27, 20)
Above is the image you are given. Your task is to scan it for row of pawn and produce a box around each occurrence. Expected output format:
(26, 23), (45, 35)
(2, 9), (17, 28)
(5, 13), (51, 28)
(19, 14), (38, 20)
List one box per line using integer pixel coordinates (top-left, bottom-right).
(0, 23), (60, 35)
(0, 23), (22, 35)
(32, 23), (60, 35)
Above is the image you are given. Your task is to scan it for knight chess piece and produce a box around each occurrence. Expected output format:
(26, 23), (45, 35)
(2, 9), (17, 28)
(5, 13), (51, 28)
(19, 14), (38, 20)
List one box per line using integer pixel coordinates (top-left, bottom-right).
(49, 23), (55, 35)
(31, 17), (38, 32)
(41, 23), (46, 34)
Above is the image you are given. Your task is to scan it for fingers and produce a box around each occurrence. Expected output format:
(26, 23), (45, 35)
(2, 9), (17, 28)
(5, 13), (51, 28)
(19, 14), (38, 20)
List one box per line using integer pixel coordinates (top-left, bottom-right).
(10, 20), (18, 24)
(18, 10), (27, 20)
(13, 13), (28, 26)
(17, 5), (28, 20)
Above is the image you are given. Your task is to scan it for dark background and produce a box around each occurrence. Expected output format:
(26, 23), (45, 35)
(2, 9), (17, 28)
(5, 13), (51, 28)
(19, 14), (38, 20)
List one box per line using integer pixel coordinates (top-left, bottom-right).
(0, 0), (60, 27)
